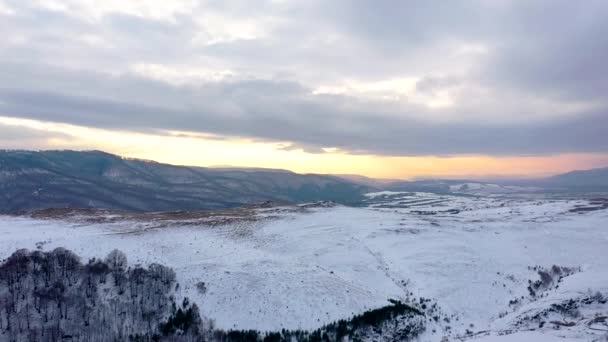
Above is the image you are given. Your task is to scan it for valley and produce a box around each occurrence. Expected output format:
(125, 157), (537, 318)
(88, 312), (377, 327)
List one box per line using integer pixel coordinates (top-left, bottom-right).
(1, 192), (607, 341)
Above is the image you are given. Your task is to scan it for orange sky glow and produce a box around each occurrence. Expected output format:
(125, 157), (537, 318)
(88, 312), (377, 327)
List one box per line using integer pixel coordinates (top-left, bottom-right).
(2, 115), (607, 180)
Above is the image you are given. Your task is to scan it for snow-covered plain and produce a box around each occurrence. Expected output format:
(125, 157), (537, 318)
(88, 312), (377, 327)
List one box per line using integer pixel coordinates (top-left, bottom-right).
(1, 192), (607, 341)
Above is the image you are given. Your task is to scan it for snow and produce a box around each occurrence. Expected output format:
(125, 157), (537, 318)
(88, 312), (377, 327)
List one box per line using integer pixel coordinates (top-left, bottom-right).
(1, 192), (607, 341)
(449, 182), (500, 191)
(472, 331), (580, 341)
(363, 190), (407, 198)
(448, 182), (535, 195)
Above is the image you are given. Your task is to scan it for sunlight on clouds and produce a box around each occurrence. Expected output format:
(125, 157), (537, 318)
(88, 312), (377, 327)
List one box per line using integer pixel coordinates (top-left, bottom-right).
(2, 115), (608, 180)
(307, 42), (484, 113)
(0, 0), (14, 15)
(312, 74), (605, 124)
(32, 0), (197, 23)
(313, 77), (455, 108)
(313, 78), (418, 99)
(131, 63), (236, 85)
(1, 0), (604, 162)
(423, 90), (453, 108)
(191, 12), (276, 46)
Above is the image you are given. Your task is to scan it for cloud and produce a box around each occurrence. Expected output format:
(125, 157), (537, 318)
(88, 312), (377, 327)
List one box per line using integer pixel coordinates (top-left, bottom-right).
(0, 0), (607, 157)
(0, 122), (72, 149)
(276, 143), (330, 154)
(0, 1), (14, 15)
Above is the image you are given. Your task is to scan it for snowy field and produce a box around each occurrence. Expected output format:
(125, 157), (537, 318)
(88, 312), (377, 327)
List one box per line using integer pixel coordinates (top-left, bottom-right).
(1, 192), (607, 341)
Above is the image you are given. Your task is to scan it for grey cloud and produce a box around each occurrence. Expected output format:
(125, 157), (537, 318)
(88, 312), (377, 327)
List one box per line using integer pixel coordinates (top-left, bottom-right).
(322, 0), (486, 47)
(0, 0), (607, 156)
(1, 75), (607, 156)
(473, 1), (608, 102)
(0, 123), (72, 150)
(415, 76), (461, 95)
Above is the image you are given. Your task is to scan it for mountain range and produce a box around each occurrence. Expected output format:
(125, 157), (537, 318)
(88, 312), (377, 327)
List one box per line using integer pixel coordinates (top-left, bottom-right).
(540, 167), (608, 190)
(1, 150), (607, 212)
(0, 150), (368, 212)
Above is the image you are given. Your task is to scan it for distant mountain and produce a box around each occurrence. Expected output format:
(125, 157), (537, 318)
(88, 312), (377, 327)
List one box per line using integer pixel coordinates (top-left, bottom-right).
(208, 166), (294, 173)
(333, 174), (401, 187)
(0, 150), (371, 212)
(384, 179), (454, 193)
(383, 167), (608, 194)
(540, 167), (608, 190)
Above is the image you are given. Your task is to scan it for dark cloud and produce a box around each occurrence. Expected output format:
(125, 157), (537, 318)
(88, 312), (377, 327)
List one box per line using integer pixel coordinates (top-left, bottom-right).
(475, 1), (608, 102)
(0, 0), (607, 156)
(2, 80), (606, 156)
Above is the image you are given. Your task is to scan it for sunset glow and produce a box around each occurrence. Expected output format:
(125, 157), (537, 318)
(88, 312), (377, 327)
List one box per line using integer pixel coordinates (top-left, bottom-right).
(1, 0), (607, 180)
(3, 115), (606, 179)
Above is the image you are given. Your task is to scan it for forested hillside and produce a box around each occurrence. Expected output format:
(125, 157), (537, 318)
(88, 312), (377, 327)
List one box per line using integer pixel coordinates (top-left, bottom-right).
(0, 150), (369, 212)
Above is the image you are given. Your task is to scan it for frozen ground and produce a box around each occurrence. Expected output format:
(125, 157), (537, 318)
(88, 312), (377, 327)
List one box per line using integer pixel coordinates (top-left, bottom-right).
(1, 193), (607, 341)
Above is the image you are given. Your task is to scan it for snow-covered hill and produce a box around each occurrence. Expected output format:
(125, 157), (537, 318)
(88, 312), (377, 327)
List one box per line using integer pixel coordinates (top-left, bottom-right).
(447, 182), (533, 195)
(1, 193), (607, 341)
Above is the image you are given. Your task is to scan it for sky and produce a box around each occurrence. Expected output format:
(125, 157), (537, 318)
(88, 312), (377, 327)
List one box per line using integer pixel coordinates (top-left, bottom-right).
(0, 0), (607, 179)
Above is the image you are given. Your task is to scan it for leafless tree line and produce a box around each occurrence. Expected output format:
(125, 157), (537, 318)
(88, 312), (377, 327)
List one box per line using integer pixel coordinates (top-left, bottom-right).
(0, 248), (201, 342)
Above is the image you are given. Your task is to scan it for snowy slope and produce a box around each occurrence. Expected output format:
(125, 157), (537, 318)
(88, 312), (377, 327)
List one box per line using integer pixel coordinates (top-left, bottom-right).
(1, 193), (607, 341)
